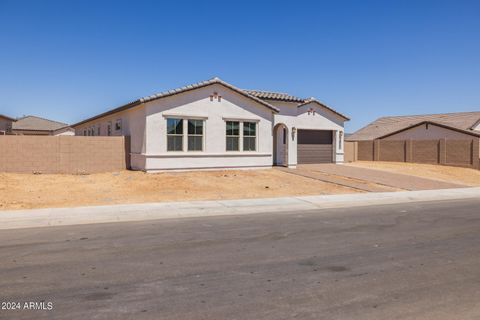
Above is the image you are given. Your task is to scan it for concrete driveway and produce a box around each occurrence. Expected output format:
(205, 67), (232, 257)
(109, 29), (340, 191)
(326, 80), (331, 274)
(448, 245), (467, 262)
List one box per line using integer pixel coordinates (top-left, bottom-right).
(283, 164), (466, 192)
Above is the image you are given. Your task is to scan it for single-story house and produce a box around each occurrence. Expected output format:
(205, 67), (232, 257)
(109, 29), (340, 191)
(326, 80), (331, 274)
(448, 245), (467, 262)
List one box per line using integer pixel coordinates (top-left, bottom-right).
(11, 115), (75, 136)
(72, 77), (349, 172)
(0, 114), (15, 135)
(348, 112), (480, 141)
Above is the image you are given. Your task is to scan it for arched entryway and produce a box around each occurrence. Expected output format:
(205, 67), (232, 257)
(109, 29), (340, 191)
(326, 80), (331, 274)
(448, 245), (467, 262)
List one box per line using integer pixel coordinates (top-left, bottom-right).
(273, 123), (288, 166)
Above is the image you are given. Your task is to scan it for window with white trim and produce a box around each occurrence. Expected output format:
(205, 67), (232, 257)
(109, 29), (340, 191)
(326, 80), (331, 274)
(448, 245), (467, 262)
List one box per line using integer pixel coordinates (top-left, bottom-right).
(226, 121), (240, 151)
(243, 122), (256, 151)
(167, 118), (183, 151)
(188, 119), (203, 151)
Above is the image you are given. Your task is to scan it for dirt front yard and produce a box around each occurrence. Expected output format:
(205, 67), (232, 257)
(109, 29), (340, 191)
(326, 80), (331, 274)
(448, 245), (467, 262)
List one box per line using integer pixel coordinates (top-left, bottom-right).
(347, 161), (480, 186)
(0, 169), (359, 210)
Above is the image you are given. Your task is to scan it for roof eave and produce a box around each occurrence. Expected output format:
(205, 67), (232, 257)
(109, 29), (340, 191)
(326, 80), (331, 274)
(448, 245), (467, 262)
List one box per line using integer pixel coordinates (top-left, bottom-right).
(72, 78), (279, 128)
(0, 115), (16, 122)
(377, 121), (480, 139)
(298, 99), (350, 121)
(71, 100), (142, 128)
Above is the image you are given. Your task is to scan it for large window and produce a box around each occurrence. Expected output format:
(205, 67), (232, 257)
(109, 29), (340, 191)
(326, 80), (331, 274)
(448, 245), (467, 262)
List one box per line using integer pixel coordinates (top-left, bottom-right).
(188, 119), (203, 151)
(243, 122), (256, 151)
(226, 121), (240, 151)
(167, 118), (183, 151)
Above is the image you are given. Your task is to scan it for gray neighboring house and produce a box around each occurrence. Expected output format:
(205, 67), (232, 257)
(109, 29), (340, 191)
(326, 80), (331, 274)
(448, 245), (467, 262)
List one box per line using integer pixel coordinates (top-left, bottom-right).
(348, 111), (480, 141)
(11, 115), (74, 136)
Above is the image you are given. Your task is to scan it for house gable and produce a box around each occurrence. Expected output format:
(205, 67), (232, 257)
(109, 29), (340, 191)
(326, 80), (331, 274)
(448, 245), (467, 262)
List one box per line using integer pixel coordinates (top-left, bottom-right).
(144, 83), (275, 156)
(380, 121), (480, 140)
(297, 100), (347, 129)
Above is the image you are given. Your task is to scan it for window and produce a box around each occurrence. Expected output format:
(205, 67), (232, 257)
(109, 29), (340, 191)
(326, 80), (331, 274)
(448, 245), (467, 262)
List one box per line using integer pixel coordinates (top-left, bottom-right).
(115, 119), (122, 132)
(167, 118), (183, 151)
(243, 122), (256, 151)
(188, 119), (203, 151)
(97, 125), (101, 136)
(83, 130), (87, 136)
(339, 131), (343, 149)
(283, 128), (287, 145)
(107, 122), (112, 136)
(226, 121), (239, 151)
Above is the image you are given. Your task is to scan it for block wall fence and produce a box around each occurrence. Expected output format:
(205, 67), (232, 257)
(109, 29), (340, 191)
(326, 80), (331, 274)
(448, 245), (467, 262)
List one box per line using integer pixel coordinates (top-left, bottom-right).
(344, 139), (480, 169)
(0, 136), (130, 174)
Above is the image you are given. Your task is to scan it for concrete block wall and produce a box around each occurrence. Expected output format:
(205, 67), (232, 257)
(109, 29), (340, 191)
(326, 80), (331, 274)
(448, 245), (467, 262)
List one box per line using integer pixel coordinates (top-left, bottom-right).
(347, 138), (480, 169)
(0, 136), (128, 174)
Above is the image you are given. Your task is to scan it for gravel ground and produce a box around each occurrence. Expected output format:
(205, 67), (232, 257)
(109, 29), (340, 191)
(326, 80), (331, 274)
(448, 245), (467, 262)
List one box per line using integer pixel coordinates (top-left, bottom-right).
(0, 169), (359, 210)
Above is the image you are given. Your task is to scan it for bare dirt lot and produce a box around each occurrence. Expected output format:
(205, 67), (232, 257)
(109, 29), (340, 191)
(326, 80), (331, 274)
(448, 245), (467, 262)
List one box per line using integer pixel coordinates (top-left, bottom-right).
(0, 169), (359, 210)
(347, 161), (480, 186)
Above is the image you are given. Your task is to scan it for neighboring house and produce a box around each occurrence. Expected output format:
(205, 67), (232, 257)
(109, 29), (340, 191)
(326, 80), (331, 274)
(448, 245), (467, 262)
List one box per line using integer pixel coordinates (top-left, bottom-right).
(348, 111), (480, 141)
(11, 115), (74, 136)
(0, 114), (15, 135)
(72, 77), (349, 172)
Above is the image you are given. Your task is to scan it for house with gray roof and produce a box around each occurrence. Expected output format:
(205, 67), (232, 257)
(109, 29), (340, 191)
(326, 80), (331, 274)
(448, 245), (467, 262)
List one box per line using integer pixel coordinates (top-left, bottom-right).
(348, 111), (480, 141)
(11, 115), (74, 136)
(72, 77), (349, 172)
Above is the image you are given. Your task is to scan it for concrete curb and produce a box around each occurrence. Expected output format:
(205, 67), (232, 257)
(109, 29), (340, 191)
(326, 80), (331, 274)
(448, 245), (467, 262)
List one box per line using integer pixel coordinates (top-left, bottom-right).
(1, 187), (479, 230)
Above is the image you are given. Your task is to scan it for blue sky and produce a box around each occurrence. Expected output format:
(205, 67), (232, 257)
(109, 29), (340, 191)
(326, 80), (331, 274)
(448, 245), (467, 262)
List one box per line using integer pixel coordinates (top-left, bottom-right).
(0, 0), (479, 132)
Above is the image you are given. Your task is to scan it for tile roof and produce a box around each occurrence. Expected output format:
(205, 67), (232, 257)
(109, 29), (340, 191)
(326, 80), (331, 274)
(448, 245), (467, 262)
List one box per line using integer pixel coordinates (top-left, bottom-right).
(72, 77), (279, 127)
(348, 111), (480, 141)
(243, 90), (305, 102)
(12, 115), (69, 131)
(72, 77), (349, 127)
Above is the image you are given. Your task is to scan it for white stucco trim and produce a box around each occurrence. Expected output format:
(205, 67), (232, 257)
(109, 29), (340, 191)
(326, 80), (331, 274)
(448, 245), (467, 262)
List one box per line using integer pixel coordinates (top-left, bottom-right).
(137, 153), (271, 158)
(222, 117), (261, 122)
(162, 114), (208, 120)
(146, 165), (272, 173)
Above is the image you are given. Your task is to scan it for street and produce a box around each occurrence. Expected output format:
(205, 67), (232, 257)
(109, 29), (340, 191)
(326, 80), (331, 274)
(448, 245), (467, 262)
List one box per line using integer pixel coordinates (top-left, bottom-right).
(1, 198), (480, 319)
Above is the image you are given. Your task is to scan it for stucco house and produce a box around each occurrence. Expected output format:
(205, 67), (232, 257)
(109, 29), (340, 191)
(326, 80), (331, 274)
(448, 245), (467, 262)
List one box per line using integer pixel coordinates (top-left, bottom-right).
(72, 78), (349, 172)
(348, 111), (480, 141)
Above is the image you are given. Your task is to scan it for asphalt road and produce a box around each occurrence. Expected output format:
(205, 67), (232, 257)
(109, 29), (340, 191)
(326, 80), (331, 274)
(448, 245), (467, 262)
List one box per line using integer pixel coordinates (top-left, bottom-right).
(1, 198), (480, 320)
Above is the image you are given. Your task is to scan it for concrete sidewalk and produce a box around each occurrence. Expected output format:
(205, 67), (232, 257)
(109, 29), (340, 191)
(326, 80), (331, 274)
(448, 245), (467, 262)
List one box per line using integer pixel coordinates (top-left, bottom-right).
(0, 187), (479, 230)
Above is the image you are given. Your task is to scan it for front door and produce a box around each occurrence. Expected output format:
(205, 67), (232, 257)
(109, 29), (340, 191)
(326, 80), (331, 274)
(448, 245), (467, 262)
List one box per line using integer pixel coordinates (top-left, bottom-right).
(275, 125), (288, 166)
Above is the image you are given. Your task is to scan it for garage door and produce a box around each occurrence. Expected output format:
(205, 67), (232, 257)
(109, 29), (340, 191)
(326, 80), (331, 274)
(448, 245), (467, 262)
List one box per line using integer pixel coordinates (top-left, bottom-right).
(297, 130), (333, 164)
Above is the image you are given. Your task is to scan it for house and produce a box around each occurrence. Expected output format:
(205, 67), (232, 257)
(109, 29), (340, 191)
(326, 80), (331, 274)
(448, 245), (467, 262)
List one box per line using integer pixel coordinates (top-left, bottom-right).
(11, 115), (75, 136)
(0, 114), (15, 135)
(72, 77), (349, 172)
(348, 111), (480, 141)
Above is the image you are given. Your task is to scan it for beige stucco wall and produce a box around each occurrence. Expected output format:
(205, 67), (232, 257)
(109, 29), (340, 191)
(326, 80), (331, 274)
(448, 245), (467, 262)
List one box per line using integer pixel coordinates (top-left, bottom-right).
(383, 123), (475, 140)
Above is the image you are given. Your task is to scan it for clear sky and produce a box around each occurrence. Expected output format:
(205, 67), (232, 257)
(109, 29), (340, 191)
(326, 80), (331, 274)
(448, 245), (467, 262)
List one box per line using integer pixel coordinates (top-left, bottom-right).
(1, 0), (479, 132)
